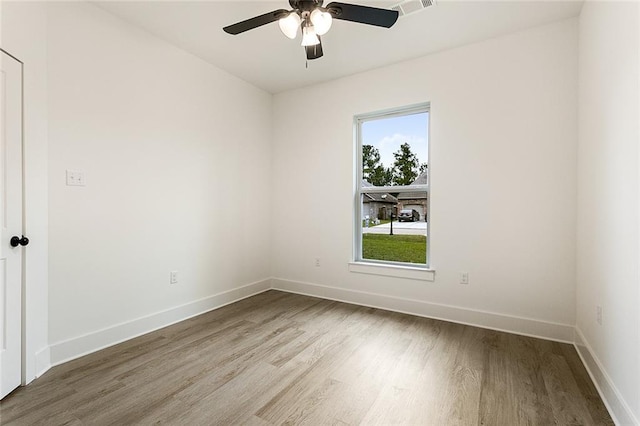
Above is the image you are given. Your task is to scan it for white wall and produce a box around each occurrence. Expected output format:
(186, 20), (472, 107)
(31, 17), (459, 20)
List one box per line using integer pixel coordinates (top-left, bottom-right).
(272, 19), (579, 340)
(46, 2), (272, 361)
(576, 2), (639, 424)
(1, 1), (50, 382)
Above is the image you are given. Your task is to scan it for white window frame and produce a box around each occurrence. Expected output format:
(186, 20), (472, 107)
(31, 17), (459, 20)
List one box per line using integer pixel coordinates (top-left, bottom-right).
(352, 102), (433, 278)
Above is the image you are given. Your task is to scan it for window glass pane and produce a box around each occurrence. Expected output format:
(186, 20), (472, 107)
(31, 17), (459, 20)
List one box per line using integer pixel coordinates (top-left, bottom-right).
(361, 191), (427, 265)
(361, 112), (429, 187)
(356, 104), (430, 268)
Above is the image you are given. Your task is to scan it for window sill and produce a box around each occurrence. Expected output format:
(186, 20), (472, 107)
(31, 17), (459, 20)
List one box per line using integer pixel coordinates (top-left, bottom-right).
(348, 262), (435, 281)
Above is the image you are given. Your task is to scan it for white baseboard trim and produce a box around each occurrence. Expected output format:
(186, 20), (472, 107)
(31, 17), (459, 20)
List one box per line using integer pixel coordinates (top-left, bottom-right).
(270, 277), (575, 343)
(574, 327), (639, 426)
(34, 346), (51, 379)
(48, 279), (271, 367)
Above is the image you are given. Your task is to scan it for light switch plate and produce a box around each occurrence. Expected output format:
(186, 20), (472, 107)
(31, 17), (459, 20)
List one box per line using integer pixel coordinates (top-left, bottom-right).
(66, 170), (86, 186)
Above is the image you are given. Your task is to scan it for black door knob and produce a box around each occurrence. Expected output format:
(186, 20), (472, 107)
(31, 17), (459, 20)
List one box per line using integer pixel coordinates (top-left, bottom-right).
(10, 235), (29, 247)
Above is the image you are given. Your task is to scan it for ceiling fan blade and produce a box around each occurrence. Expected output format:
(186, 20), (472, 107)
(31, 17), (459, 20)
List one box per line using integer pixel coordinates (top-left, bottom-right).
(326, 2), (399, 28)
(223, 9), (289, 35)
(305, 38), (324, 60)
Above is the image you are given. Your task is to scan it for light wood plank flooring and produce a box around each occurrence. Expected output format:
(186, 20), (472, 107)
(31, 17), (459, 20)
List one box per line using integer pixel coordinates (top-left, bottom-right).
(0, 290), (613, 425)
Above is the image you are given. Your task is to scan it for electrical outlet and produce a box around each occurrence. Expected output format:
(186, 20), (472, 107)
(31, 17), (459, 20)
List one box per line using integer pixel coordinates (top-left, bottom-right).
(315, 258), (321, 267)
(596, 305), (602, 325)
(170, 271), (178, 285)
(460, 272), (469, 285)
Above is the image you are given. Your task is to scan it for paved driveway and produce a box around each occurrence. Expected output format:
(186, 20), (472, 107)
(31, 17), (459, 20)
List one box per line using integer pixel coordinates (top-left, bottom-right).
(363, 220), (427, 236)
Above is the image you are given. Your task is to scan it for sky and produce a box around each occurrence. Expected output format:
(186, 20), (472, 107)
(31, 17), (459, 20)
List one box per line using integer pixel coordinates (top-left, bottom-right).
(362, 112), (429, 169)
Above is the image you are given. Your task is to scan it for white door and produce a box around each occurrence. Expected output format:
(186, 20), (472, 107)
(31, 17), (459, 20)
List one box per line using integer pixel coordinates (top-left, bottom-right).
(0, 50), (24, 400)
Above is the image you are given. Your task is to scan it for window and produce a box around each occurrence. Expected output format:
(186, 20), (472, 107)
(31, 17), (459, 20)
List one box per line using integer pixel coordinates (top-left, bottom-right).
(354, 103), (430, 269)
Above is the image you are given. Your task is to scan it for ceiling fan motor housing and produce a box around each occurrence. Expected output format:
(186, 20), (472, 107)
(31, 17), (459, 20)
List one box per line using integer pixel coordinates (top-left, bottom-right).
(289, 0), (324, 13)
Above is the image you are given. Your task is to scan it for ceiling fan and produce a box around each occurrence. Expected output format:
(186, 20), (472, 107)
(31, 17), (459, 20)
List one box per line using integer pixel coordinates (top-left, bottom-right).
(223, 0), (399, 61)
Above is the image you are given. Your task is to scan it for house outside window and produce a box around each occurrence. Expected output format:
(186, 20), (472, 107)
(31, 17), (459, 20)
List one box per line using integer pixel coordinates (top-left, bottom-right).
(354, 103), (430, 268)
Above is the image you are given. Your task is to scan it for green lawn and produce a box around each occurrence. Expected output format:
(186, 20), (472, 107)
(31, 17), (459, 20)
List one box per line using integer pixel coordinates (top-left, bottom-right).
(362, 234), (427, 264)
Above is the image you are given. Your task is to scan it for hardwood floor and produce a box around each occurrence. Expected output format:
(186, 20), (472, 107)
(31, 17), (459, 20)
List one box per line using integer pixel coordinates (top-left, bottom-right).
(0, 290), (613, 425)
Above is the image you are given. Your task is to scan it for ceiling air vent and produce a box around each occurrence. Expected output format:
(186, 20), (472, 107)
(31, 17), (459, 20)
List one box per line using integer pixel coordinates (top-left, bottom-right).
(391, 0), (436, 17)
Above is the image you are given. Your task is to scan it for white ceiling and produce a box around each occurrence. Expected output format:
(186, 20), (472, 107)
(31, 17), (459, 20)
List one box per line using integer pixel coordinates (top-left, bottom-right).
(94, 0), (583, 93)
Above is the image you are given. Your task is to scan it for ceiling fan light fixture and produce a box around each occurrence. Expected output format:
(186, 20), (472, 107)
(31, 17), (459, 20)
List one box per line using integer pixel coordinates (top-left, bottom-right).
(278, 12), (301, 39)
(310, 8), (332, 35)
(301, 24), (320, 47)
(224, 1), (400, 61)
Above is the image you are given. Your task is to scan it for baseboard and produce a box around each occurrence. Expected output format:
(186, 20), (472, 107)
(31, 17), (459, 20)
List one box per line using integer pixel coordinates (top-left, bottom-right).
(270, 277), (575, 343)
(48, 279), (271, 366)
(34, 346), (51, 379)
(574, 328), (639, 426)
